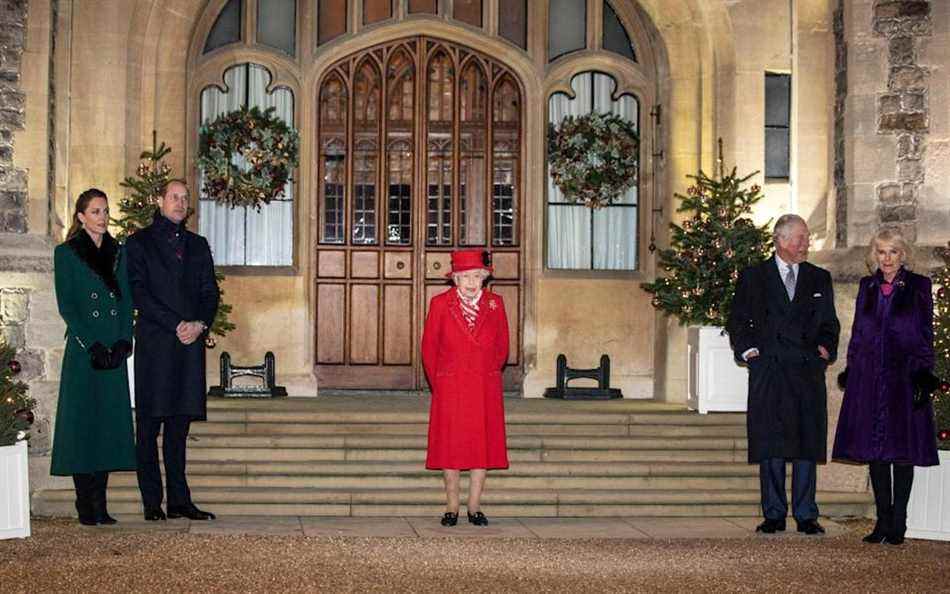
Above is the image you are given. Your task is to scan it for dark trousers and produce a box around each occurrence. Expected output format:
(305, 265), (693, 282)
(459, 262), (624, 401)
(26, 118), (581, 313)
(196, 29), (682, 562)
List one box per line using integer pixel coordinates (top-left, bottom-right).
(136, 414), (192, 510)
(72, 472), (109, 520)
(869, 461), (914, 535)
(759, 458), (818, 521)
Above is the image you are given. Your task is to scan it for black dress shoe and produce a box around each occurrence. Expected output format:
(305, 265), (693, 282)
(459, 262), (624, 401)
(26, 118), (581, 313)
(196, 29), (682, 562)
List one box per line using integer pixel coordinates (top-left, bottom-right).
(167, 504), (216, 520)
(796, 519), (825, 535)
(755, 518), (786, 534)
(440, 512), (458, 527)
(862, 520), (888, 544)
(467, 511), (488, 526)
(96, 512), (118, 526)
(144, 508), (166, 521)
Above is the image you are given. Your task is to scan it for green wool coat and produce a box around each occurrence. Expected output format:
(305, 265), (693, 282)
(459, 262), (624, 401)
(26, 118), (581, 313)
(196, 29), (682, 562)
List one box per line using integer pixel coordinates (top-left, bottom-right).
(50, 234), (137, 476)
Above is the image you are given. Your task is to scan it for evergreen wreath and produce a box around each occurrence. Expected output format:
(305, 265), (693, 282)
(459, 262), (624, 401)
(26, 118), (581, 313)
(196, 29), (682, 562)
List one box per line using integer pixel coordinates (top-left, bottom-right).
(197, 106), (300, 210)
(547, 111), (640, 209)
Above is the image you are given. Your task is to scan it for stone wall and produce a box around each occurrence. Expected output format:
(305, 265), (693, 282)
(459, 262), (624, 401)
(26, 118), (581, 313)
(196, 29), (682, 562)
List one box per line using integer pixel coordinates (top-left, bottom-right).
(0, 0), (28, 233)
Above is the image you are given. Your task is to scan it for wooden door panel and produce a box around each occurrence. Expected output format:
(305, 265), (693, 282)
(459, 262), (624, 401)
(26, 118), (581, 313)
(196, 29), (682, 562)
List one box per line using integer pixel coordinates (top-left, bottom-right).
(318, 250), (346, 277)
(316, 284), (345, 363)
(383, 285), (413, 364)
(384, 251), (412, 279)
(349, 284), (380, 364)
(491, 284), (520, 366)
(425, 252), (452, 279)
(351, 251), (379, 278)
(491, 251), (519, 279)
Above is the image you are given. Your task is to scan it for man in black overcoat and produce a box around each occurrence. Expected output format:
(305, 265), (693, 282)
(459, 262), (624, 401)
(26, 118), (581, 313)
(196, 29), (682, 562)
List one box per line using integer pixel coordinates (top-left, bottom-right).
(127, 179), (220, 521)
(727, 214), (840, 535)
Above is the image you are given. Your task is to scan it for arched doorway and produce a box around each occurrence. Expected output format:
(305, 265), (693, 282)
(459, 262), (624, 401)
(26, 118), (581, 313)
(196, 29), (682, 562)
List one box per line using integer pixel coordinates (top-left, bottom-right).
(313, 36), (523, 391)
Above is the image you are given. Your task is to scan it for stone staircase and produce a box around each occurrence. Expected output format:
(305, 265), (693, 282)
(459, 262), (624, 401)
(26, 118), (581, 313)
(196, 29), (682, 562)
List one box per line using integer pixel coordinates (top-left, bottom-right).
(32, 396), (872, 518)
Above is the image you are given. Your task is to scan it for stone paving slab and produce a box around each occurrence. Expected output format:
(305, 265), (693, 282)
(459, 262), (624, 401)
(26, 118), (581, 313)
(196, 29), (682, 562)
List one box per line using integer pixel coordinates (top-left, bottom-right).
(406, 517), (536, 538)
(520, 517), (650, 539)
(725, 516), (848, 537)
(626, 517), (751, 539)
(300, 517), (417, 538)
(185, 516), (304, 536)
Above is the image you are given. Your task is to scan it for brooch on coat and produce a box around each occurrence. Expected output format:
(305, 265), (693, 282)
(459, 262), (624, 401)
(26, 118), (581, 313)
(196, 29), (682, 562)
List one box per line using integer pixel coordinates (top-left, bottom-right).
(487, 299), (498, 311)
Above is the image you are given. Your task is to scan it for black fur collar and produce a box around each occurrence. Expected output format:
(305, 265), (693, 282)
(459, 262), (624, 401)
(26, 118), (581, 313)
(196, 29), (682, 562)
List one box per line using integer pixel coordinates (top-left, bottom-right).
(67, 230), (121, 299)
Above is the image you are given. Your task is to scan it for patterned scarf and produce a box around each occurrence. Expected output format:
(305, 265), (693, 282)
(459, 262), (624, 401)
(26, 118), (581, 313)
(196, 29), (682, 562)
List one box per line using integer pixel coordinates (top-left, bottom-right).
(457, 288), (482, 332)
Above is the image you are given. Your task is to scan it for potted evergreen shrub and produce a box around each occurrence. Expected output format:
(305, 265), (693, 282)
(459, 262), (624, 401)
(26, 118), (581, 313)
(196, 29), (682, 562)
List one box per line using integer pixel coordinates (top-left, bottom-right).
(906, 242), (950, 541)
(642, 156), (771, 413)
(0, 338), (35, 539)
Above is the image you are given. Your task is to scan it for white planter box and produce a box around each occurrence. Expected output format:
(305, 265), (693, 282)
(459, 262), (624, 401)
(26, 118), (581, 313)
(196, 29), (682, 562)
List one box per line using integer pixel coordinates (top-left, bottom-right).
(906, 450), (950, 541)
(686, 326), (748, 414)
(0, 440), (31, 539)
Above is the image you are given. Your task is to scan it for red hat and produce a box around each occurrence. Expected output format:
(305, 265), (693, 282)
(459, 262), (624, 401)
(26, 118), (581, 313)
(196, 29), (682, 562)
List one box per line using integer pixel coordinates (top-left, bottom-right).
(447, 249), (493, 277)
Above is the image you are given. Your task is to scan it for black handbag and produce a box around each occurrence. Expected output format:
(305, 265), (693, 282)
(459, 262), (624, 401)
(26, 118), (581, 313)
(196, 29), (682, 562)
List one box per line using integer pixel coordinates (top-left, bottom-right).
(911, 369), (943, 410)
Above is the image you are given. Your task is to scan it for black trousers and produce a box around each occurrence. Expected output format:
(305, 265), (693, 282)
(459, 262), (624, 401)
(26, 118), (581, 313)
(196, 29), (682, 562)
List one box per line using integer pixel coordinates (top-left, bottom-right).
(869, 461), (914, 533)
(72, 472), (109, 519)
(759, 458), (818, 521)
(136, 414), (192, 510)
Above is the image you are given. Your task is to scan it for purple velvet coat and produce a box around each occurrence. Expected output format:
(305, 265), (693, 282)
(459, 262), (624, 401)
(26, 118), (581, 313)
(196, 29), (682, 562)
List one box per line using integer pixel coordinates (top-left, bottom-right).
(832, 268), (939, 466)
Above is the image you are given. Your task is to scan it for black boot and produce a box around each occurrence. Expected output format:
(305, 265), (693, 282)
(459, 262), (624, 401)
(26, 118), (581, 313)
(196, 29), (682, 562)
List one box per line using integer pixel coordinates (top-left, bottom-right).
(91, 472), (117, 525)
(865, 463), (891, 544)
(886, 464), (914, 545)
(72, 474), (97, 526)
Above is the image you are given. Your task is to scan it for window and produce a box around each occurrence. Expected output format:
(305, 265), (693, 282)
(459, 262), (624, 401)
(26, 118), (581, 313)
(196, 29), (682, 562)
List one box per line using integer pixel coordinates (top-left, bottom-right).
(198, 63), (295, 266)
(203, 0), (241, 53)
(547, 72), (638, 271)
(548, 0), (587, 61)
(603, 1), (636, 62)
(498, 0), (527, 49)
(765, 72), (791, 179)
(257, 0), (296, 56)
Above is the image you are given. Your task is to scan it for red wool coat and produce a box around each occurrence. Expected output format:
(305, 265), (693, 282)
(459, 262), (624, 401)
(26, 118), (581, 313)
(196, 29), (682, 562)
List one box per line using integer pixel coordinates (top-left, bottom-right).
(422, 288), (510, 470)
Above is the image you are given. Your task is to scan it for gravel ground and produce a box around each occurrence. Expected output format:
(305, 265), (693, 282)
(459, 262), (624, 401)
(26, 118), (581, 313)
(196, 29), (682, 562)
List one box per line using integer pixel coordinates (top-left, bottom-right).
(2, 519), (948, 593)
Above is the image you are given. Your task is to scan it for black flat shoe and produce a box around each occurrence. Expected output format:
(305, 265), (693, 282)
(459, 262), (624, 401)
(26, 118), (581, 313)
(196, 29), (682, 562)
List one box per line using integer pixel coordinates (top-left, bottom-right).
(884, 533), (905, 545)
(144, 508), (166, 521)
(468, 511), (488, 526)
(167, 504), (216, 521)
(755, 518), (786, 534)
(440, 512), (458, 527)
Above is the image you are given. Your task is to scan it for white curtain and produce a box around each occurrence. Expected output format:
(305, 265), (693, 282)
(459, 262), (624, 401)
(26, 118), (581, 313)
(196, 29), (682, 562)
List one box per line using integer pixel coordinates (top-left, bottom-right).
(547, 72), (639, 270)
(198, 64), (294, 266)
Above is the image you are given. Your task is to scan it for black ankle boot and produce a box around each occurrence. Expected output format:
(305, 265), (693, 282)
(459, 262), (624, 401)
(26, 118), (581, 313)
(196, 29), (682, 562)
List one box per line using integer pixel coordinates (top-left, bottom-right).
(886, 514), (907, 545)
(72, 474), (97, 526)
(91, 472), (116, 525)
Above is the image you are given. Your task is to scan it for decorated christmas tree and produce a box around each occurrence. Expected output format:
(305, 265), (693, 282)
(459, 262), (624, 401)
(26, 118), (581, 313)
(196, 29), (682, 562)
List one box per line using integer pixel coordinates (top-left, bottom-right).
(642, 146), (772, 328)
(112, 137), (235, 345)
(932, 242), (950, 448)
(0, 338), (35, 447)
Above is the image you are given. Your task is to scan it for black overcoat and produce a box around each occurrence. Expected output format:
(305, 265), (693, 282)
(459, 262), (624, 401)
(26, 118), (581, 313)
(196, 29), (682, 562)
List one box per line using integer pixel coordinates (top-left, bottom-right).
(727, 257), (841, 463)
(126, 214), (219, 420)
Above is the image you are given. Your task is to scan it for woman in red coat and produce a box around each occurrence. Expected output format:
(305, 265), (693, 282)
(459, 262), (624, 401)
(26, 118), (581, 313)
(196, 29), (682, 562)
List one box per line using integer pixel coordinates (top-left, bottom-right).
(422, 249), (509, 527)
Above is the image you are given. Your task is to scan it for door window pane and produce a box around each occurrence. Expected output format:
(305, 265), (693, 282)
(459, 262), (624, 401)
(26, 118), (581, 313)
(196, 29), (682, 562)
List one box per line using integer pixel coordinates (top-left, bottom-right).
(320, 74), (347, 243)
(353, 60), (380, 244)
(492, 76), (520, 246)
(460, 61), (488, 245)
(498, 0), (527, 49)
(257, 0), (296, 56)
(426, 52), (453, 245)
(386, 49), (414, 245)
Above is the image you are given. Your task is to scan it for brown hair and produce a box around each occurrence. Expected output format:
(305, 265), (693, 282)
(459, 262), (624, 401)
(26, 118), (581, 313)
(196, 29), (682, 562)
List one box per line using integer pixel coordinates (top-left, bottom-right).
(159, 178), (188, 198)
(66, 188), (109, 240)
(866, 226), (914, 272)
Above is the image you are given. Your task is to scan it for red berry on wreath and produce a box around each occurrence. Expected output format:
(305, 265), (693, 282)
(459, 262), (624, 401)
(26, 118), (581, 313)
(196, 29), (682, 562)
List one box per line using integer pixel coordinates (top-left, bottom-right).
(8, 359), (21, 375)
(941, 381), (950, 393)
(939, 430), (950, 442)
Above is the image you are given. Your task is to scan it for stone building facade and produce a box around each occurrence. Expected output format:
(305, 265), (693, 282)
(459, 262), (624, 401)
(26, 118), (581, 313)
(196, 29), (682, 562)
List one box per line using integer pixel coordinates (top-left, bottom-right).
(3, 0), (949, 498)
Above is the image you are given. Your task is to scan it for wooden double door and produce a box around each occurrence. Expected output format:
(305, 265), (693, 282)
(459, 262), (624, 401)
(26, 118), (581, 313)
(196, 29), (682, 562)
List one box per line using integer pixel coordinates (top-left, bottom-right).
(314, 37), (523, 391)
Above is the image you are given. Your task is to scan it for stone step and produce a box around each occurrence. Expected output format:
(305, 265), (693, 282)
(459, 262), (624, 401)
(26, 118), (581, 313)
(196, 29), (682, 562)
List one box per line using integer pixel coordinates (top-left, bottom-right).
(191, 422), (746, 438)
(32, 487), (870, 518)
(181, 434), (747, 451)
(181, 446), (744, 464)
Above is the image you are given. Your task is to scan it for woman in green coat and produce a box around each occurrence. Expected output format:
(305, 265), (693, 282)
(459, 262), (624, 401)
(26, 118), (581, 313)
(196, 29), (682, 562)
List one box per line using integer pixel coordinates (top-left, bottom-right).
(51, 188), (136, 525)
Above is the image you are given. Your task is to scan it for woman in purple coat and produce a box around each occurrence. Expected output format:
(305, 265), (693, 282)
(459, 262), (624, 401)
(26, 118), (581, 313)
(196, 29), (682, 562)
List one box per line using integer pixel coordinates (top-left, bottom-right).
(833, 228), (939, 545)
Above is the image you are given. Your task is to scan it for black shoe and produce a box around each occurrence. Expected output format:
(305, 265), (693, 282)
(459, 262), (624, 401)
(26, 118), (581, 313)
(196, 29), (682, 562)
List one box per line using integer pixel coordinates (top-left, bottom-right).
(862, 521), (888, 544)
(755, 518), (786, 534)
(467, 511), (488, 526)
(440, 512), (458, 527)
(144, 507), (166, 521)
(167, 504), (216, 520)
(96, 512), (118, 526)
(884, 533), (905, 545)
(796, 519), (825, 535)
(77, 514), (98, 527)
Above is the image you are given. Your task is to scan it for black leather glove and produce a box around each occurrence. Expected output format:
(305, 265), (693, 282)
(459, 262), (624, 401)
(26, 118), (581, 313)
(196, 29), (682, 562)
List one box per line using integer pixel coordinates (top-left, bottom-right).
(836, 367), (849, 391)
(108, 339), (133, 369)
(912, 369), (942, 410)
(89, 342), (112, 370)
